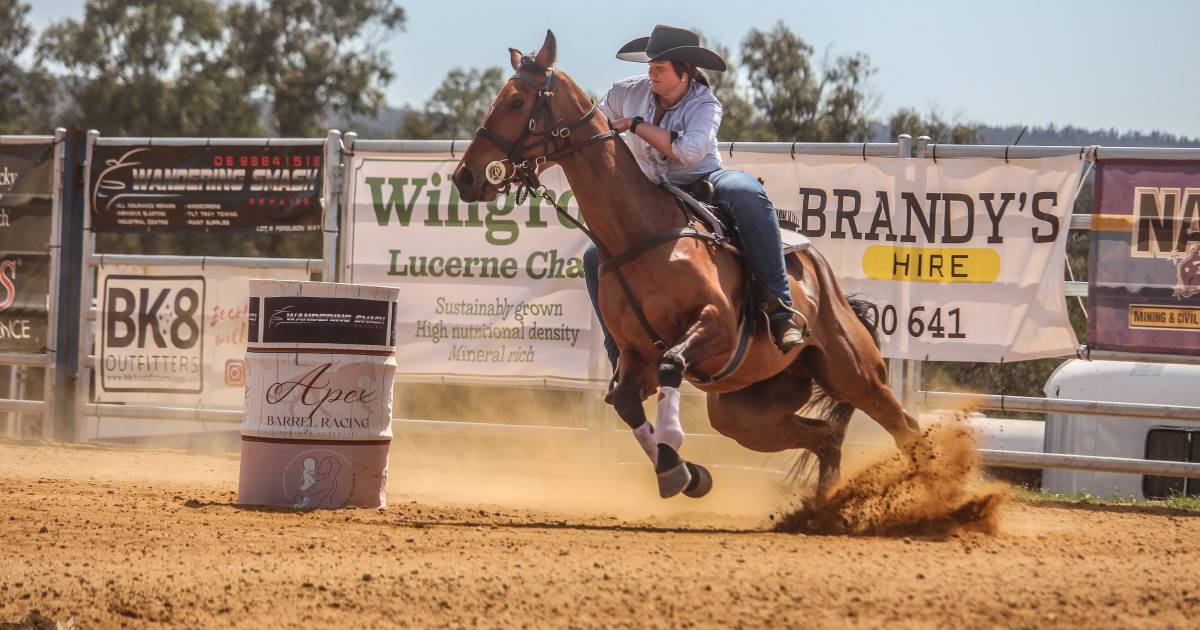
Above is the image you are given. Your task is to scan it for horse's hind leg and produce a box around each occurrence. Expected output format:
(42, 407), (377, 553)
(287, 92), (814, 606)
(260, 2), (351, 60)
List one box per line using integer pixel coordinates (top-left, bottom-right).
(806, 345), (920, 450)
(707, 372), (851, 501)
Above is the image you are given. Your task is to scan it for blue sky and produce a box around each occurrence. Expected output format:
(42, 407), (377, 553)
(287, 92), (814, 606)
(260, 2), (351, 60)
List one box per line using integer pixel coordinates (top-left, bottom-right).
(27, 0), (1200, 138)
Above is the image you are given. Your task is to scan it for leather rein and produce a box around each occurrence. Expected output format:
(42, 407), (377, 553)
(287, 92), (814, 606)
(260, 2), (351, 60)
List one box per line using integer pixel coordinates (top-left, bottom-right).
(473, 58), (745, 382)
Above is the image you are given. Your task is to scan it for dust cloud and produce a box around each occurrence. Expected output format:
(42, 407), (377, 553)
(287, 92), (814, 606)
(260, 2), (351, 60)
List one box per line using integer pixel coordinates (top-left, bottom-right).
(775, 419), (1009, 536)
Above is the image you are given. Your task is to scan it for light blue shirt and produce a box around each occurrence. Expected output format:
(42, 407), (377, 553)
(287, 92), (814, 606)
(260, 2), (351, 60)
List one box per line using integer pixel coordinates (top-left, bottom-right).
(598, 75), (723, 186)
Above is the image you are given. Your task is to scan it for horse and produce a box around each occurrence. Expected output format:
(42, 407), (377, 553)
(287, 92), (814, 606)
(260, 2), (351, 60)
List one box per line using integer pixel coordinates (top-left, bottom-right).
(452, 30), (921, 502)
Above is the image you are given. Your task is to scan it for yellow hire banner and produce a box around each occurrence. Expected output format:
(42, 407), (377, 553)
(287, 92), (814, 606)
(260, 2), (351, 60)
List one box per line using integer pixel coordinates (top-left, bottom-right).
(95, 264), (309, 407)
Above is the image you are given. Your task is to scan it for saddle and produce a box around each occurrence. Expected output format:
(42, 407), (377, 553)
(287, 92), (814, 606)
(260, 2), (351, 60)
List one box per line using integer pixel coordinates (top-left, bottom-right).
(664, 180), (811, 256)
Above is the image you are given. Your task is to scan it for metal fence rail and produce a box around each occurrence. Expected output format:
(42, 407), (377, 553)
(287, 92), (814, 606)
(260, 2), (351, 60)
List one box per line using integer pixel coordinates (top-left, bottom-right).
(980, 449), (1200, 476)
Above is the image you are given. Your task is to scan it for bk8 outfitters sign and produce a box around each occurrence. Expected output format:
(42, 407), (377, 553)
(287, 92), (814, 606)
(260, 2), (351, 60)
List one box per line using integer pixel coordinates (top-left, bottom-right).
(1088, 160), (1200, 356)
(96, 265), (308, 405)
(100, 275), (205, 393)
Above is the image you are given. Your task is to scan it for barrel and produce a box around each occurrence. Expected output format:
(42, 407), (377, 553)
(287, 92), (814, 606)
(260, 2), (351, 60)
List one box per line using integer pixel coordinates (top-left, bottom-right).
(237, 280), (399, 509)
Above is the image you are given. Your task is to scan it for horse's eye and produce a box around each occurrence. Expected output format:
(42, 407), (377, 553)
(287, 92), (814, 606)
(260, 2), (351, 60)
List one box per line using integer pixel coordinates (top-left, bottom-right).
(511, 98), (525, 109)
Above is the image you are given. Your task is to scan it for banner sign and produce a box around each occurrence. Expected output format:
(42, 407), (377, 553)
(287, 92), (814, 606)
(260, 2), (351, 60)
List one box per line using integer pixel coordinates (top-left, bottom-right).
(1087, 159), (1200, 356)
(0, 141), (55, 251)
(89, 143), (323, 233)
(96, 264), (308, 406)
(343, 153), (602, 383)
(742, 153), (1085, 362)
(343, 152), (1084, 380)
(0, 253), (50, 354)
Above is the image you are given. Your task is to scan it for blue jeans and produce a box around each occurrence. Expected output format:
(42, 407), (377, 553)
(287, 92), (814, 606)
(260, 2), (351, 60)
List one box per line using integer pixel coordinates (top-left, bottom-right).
(584, 169), (794, 369)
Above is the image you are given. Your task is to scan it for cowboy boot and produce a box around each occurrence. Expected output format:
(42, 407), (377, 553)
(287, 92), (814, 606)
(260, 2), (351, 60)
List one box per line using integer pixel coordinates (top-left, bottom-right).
(770, 316), (805, 352)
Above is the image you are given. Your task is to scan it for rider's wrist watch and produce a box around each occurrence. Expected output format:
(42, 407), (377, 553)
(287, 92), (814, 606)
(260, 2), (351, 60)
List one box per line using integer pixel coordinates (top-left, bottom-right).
(629, 116), (644, 135)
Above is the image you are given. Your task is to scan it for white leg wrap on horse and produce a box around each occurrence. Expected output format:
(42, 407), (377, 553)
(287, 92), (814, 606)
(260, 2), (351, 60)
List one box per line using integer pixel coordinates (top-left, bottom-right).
(632, 422), (658, 465)
(655, 387), (685, 450)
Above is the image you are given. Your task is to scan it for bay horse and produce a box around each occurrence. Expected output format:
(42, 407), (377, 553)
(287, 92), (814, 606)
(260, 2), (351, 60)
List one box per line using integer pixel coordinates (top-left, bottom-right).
(452, 30), (920, 501)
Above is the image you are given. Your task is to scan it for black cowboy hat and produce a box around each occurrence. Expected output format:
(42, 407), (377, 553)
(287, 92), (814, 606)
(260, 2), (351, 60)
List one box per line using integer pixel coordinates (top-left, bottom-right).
(616, 24), (727, 72)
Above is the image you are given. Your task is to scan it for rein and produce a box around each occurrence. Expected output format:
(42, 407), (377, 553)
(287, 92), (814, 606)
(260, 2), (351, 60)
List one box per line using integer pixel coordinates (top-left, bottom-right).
(474, 57), (617, 253)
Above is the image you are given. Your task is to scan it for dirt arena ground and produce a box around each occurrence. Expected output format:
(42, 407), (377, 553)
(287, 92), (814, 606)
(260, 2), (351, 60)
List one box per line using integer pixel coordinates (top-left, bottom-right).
(2, 438), (1199, 629)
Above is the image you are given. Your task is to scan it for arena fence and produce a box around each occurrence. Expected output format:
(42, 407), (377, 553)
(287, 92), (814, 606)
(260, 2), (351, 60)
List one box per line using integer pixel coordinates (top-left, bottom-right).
(6, 127), (1196, 482)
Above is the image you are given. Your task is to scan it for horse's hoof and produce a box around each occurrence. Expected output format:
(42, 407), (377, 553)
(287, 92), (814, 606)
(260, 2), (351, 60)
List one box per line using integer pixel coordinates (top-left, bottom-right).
(655, 444), (692, 498)
(682, 462), (712, 499)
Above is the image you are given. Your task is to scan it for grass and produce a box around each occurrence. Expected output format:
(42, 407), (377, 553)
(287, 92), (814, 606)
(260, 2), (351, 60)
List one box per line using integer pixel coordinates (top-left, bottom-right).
(1015, 487), (1200, 513)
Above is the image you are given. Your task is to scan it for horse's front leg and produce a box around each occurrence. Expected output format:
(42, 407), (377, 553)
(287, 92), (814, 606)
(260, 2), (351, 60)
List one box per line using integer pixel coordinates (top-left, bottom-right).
(608, 350), (658, 467)
(652, 305), (729, 499)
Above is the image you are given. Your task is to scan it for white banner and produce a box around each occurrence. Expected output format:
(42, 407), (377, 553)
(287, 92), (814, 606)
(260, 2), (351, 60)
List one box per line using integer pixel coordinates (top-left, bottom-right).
(343, 153), (602, 383)
(96, 264), (308, 406)
(344, 151), (1084, 373)
(738, 153), (1085, 361)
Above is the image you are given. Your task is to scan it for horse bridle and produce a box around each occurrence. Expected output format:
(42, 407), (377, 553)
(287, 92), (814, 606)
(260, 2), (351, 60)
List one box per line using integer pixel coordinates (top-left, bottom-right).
(474, 56), (617, 200)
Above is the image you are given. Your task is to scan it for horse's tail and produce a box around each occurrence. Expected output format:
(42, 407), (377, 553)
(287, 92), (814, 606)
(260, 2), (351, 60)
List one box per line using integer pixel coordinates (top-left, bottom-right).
(845, 293), (881, 347)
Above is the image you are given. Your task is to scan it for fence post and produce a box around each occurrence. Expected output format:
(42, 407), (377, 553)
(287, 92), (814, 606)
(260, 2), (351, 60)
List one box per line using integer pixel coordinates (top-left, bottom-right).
(39, 128), (67, 439)
(338, 132), (358, 282)
(904, 135), (935, 415)
(72, 130), (99, 442)
(322, 130), (342, 282)
(890, 135), (913, 409)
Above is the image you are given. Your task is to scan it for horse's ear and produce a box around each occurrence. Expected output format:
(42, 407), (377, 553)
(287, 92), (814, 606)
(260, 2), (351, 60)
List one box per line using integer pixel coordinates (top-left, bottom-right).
(534, 29), (556, 67)
(508, 48), (522, 71)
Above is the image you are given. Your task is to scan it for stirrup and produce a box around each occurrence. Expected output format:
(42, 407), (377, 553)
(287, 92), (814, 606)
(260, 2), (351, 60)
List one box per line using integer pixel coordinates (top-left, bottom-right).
(770, 317), (805, 352)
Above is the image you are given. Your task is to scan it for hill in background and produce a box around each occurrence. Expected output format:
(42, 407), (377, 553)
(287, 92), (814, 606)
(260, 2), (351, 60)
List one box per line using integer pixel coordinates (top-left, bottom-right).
(333, 107), (1200, 149)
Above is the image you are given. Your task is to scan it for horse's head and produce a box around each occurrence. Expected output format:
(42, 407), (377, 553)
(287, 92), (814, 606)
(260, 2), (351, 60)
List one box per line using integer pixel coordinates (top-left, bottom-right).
(453, 30), (602, 203)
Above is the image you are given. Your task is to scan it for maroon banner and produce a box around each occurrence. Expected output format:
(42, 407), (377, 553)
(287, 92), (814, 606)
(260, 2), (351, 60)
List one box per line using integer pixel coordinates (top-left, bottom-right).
(90, 143), (323, 233)
(1087, 159), (1200, 356)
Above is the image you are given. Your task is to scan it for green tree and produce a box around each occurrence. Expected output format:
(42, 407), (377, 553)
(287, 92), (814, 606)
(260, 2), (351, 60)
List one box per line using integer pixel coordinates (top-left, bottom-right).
(888, 107), (983, 144)
(703, 38), (763, 141)
(37, 0), (404, 137)
(0, 0), (54, 134)
(224, 0), (406, 137)
(819, 52), (875, 142)
(401, 66), (504, 140)
(738, 21), (876, 142)
(37, 0), (258, 136)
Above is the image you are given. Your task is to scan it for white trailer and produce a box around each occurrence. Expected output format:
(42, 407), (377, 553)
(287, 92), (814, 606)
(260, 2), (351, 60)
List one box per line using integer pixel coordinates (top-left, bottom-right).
(1043, 359), (1200, 499)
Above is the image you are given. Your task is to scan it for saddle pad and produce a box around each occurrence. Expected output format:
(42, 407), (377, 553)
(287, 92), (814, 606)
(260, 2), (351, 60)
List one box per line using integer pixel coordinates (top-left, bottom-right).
(781, 228), (811, 254)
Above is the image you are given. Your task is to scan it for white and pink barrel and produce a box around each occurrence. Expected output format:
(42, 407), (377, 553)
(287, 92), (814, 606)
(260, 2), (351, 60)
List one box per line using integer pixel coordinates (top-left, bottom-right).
(237, 280), (399, 510)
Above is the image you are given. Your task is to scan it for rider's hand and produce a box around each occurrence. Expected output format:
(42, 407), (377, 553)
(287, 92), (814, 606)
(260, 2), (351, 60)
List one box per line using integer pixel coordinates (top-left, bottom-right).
(611, 117), (633, 133)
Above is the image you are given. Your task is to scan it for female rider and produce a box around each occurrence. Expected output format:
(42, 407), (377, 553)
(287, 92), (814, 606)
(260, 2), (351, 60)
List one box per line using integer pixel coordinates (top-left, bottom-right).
(584, 24), (804, 369)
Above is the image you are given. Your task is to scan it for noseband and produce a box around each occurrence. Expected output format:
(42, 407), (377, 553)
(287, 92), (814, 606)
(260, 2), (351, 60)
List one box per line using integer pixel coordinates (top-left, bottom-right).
(474, 57), (617, 200)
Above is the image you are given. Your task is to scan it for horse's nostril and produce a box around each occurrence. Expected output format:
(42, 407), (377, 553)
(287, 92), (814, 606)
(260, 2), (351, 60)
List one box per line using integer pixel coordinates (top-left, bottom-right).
(458, 167), (473, 186)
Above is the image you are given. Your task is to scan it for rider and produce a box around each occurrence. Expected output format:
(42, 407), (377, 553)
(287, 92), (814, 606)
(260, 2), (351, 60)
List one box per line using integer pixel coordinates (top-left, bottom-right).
(584, 24), (805, 367)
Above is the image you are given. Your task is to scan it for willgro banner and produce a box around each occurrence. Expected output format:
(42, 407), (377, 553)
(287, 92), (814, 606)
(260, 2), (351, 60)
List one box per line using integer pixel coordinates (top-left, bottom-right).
(343, 151), (1084, 380)
(343, 153), (602, 383)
